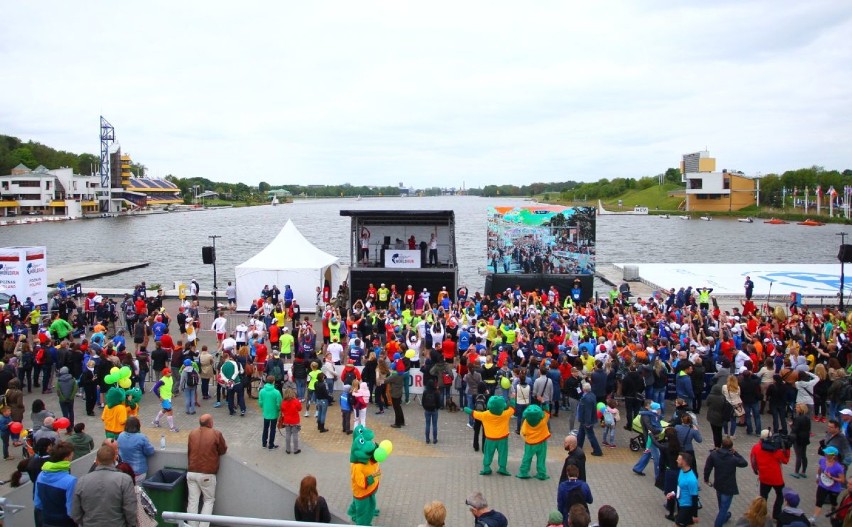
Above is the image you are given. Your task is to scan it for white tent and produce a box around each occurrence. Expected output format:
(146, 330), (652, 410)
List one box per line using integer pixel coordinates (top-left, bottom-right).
(235, 220), (345, 312)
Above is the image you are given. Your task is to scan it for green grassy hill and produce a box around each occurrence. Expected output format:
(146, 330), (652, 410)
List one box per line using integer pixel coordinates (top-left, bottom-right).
(546, 183), (685, 211)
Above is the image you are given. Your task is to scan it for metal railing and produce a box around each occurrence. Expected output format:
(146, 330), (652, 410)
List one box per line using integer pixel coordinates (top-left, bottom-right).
(162, 511), (353, 527)
(0, 496), (29, 526)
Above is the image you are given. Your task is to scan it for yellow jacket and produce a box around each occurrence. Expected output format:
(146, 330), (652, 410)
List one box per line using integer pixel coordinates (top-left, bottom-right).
(350, 460), (381, 499)
(473, 407), (515, 440)
(102, 404), (127, 434)
(520, 412), (551, 445)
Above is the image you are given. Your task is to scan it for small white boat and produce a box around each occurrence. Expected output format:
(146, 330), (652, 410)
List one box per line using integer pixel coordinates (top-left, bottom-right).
(271, 196), (279, 206)
(658, 214), (669, 219)
(678, 215), (690, 220)
(699, 216), (712, 221)
(738, 217), (754, 223)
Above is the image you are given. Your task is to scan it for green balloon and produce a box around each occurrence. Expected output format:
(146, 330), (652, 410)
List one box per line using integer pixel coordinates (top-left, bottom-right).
(373, 447), (389, 463)
(104, 374), (117, 385)
(120, 366), (132, 379)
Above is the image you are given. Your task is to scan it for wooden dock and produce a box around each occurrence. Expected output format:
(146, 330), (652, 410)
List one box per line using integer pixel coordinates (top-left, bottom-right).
(48, 262), (149, 286)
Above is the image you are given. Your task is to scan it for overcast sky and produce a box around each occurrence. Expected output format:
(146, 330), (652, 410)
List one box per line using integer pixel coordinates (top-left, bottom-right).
(2, 1), (851, 188)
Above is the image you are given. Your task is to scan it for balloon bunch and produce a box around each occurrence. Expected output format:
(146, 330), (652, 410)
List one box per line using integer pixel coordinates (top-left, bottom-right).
(104, 366), (133, 389)
(596, 401), (607, 420)
(373, 439), (393, 463)
(53, 417), (71, 431)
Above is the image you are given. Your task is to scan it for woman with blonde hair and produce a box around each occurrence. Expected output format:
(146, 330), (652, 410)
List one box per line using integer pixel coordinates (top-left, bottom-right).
(293, 475), (331, 523)
(814, 363), (830, 423)
(722, 375), (743, 438)
(734, 496), (772, 527)
(417, 500), (446, 527)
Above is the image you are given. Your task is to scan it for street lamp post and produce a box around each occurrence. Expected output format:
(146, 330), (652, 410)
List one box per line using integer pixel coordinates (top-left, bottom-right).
(838, 232), (848, 311)
(209, 235), (221, 315)
(192, 185), (200, 206)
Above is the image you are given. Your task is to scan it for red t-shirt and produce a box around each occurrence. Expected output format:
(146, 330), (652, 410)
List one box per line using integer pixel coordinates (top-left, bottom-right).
(255, 343), (268, 365)
(441, 339), (456, 361)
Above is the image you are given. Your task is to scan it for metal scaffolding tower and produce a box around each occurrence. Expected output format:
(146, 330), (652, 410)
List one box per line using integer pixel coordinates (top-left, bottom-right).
(99, 116), (115, 211)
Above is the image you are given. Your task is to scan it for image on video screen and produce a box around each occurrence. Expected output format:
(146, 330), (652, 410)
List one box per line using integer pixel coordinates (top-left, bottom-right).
(486, 205), (596, 275)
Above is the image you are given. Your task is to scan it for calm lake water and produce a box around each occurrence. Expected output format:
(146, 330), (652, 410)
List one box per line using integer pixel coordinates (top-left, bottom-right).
(0, 196), (843, 292)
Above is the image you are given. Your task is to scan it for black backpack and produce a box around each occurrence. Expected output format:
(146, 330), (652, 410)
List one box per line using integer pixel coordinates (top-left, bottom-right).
(21, 350), (34, 369)
(422, 390), (439, 411)
(343, 369), (357, 386)
(474, 393), (488, 412)
(186, 369), (199, 388)
(566, 485), (589, 512)
(268, 359), (284, 382)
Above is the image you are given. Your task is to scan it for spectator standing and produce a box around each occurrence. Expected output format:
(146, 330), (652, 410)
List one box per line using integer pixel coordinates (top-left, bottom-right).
(34, 441), (77, 527)
(750, 429), (791, 521)
(187, 414), (228, 527)
(293, 475), (331, 523)
(68, 423), (94, 460)
(180, 359), (199, 415)
(72, 444), (137, 526)
(576, 383), (603, 457)
(54, 367), (77, 433)
(777, 488), (809, 526)
(387, 369), (405, 428)
(80, 360), (99, 416)
(812, 446), (847, 524)
(199, 346), (215, 400)
(561, 434), (587, 482)
(667, 452), (699, 527)
(279, 387), (302, 454)
(117, 417), (155, 482)
(558, 464), (593, 519)
(592, 505), (619, 527)
(314, 373), (331, 432)
(258, 375), (283, 449)
(465, 492), (508, 527)
(422, 378), (440, 444)
(220, 353), (247, 417)
(704, 436), (748, 527)
(790, 403), (811, 479)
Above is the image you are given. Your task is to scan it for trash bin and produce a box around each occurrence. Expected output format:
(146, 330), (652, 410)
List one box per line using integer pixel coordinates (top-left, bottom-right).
(141, 468), (188, 527)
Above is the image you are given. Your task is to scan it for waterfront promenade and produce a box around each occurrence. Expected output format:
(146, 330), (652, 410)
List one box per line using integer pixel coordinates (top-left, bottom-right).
(0, 297), (834, 526)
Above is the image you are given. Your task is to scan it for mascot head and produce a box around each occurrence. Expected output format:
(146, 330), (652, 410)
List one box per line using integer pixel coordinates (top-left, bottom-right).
(523, 404), (544, 427)
(487, 395), (507, 416)
(350, 424), (378, 464)
(105, 386), (126, 409)
(126, 387), (143, 409)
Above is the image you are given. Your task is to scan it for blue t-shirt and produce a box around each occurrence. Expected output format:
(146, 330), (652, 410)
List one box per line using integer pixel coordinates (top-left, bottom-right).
(677, 469), (699, 507)
(458, 331), (471, 351)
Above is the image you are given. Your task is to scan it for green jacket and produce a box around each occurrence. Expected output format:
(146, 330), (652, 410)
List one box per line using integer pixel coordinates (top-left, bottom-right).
(258, 383), (283, 420)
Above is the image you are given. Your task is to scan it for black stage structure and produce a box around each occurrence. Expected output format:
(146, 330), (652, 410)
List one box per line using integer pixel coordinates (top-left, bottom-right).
(340, 210), (458, 306)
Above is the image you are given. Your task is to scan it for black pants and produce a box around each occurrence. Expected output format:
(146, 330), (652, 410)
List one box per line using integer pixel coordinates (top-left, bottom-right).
(428, 249), (438, 266)
(760, 482), (784, 520)
(692, 392), (703, 414)
(17, 368), (32, 392)
(710, 424), (723, 449)
(473, 419), (485, 451)
(391, 397), (404, 426)
(794, 442), (808, 473)
(625, 397), (641, 427)
(84, 386), (98, 415)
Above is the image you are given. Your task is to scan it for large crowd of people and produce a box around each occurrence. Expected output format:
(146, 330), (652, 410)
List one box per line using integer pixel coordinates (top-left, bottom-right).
(4, 273), (852, 526)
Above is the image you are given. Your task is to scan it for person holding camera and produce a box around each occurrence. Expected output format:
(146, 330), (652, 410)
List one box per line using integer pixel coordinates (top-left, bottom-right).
(822, 419), (852, 474)
(750, 428), (791, 522)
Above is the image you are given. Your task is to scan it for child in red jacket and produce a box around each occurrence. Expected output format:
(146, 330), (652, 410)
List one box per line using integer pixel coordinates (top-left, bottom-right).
(279, 388), (303, 454)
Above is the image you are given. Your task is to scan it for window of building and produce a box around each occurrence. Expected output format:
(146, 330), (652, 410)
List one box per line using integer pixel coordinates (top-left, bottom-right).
(723, 176), (730, 190)
(695, 194), (721, 200)
(689, 179), (703, 190)
(13, 180), (40, 187)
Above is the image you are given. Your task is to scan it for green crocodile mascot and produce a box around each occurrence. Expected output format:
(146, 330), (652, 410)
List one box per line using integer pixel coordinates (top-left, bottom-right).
(465, 395), (515, 475)
(347, 424), (392, 526)
(516, 404), (551, 480)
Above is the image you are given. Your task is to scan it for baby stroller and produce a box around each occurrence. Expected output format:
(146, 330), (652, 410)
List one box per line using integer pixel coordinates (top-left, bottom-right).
(629, 415), (672, 452)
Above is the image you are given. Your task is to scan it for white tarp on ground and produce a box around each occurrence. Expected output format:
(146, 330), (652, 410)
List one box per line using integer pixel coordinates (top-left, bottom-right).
(235, 220), (345, 312)
(613, 263), (852, 298)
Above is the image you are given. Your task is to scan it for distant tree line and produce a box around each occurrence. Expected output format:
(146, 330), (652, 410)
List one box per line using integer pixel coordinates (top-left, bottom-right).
(0, 135), (99, 176)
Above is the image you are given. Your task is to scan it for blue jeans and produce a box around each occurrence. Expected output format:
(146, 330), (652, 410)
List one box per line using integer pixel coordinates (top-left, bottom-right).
(262, 418), (277, 447)
(829, 400), (840, 421)
(325, 379), (335, 403)
(295, 379), (306, 400)
(515, 404), (528, 434)
(576, 423), (602, 455)
(743, 401), (761, 435)
(184, 388), (196, 413)
(653, 388), (666, 407)
(403, 372), (411, 402)
(715, 492), (733, 527)
(604, 425), (615, 445)
(633, 442), (660, 479)
(424, 410), (438, 441)
(316, 399), (328, 428)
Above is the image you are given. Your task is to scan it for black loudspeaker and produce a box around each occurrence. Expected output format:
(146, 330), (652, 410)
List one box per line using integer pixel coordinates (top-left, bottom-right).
(202, 246), (216, 264)
(839, 245), (852, 263)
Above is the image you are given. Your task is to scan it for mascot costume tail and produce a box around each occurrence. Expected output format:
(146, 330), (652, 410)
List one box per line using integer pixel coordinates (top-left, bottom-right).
(465, 395), (514, 476)
(348, 424), (393, 526)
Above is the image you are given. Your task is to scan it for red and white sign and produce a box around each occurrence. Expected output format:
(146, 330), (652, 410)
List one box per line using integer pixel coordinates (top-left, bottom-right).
(0, 246), (48, 306)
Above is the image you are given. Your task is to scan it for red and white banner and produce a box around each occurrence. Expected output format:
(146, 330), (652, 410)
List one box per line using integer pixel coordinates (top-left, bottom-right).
(0, 246), (48, 306)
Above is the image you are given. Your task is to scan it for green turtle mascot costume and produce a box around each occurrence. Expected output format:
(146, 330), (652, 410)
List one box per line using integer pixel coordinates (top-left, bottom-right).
(516, 404), (551, 480)
(465, 395), (515, 475)
(348, 424), (393, 526)
(101, 386), (127, 439)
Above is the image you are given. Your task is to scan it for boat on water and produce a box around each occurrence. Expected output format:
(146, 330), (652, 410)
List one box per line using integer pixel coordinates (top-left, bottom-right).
(764, 218), (789, 225)
(738, 217), (754, 223)
(597, 200), (649, 215)
(659, 214), (669, 219)
(699, 216), (711, 221)
(678, 215), (690, 220)
(797, 218), (825, 226)
(271, 196), (279, 206)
